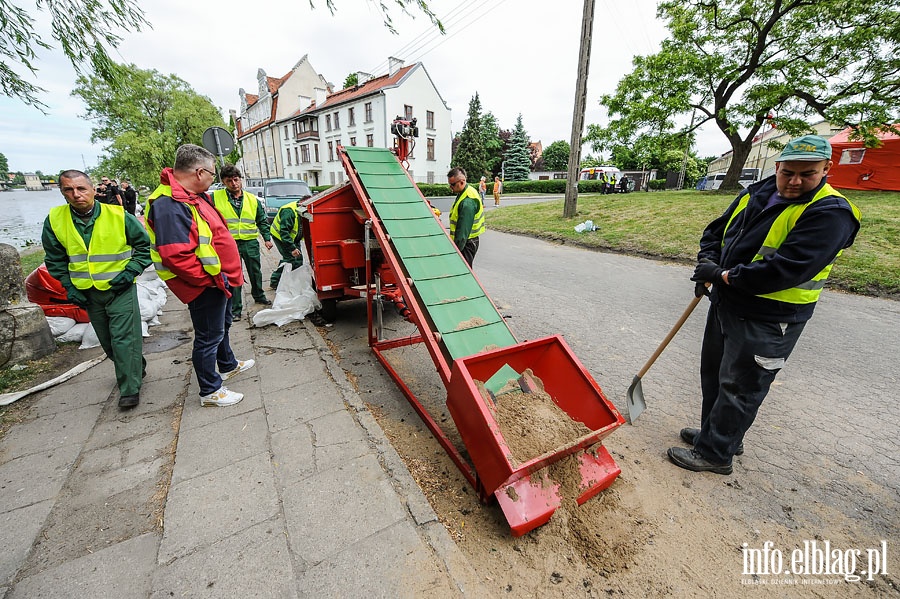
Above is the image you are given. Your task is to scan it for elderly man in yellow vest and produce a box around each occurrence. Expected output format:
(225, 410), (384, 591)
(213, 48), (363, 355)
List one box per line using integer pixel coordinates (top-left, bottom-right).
(42, 170), (151, 409)
(447, 167), (485, 266)
(670, 135), (860, 475)
(212, 165), (273, 319)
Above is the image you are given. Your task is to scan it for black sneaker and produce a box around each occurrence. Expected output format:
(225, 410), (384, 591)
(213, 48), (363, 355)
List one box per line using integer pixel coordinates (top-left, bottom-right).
(667, 447), (732, 475)
(254, 297), (272, 305)
(680, 427), (743, 455)
(118, 393), (140, 409)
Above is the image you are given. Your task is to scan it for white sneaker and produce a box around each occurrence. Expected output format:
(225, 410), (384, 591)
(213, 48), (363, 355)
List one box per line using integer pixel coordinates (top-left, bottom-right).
(200, 386), (244, 407)
(221, 359), (255, 381)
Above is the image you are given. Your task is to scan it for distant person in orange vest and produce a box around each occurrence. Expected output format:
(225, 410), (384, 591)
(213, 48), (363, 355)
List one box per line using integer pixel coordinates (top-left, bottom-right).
(493, 176), (502, 206)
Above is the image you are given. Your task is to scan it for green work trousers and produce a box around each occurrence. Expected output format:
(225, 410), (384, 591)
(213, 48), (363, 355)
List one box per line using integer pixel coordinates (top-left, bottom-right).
(234, 239), (267, 316)
(84, 285), (145, 397)
(270, 237), (304, 289)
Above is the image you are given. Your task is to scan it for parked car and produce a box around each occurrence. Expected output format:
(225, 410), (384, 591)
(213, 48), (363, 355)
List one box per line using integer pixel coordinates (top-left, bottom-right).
(262, 179), (313, 223)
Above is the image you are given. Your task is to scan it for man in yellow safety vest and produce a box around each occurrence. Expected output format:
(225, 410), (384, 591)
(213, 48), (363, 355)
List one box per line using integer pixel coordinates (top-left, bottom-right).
(212, 165), (273, 319)
(42, 170), (151, 409)
(670, 135), (860, 475)
(447, 167), (485, 266)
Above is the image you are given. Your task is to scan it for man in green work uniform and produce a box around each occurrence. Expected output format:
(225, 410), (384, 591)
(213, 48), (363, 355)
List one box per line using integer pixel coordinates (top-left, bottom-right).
(211, 165), (272, 318)
(447, 167), (485, 266)
(269, 198), (307, 289)
(42, 170), (151, 409)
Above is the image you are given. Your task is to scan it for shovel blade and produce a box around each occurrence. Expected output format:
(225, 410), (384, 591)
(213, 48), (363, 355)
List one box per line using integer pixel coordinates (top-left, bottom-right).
(626, 375), (646, 424)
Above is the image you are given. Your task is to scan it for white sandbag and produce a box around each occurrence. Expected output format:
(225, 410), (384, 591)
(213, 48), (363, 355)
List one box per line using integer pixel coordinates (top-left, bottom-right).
(79, 323), (100, 349)
(56, 322), (89, 343)
(46, 316), (76, 337)
(252, 264), (321, 327)
(141, 320), (150, 337)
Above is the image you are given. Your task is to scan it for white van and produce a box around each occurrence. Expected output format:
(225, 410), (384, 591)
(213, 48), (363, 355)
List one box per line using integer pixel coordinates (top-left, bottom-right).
(579, 166), (623, 181)
(704, 172), (727, 190)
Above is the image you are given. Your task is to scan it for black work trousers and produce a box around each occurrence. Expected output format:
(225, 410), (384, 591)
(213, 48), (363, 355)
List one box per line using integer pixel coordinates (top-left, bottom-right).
(695, 303), (806, 464)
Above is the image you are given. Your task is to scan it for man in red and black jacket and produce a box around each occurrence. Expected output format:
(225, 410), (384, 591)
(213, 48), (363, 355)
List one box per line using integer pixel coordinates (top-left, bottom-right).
(146, 144), (256, 407)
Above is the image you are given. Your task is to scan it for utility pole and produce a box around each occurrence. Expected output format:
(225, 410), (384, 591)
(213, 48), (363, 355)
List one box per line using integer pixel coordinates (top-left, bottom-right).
(563, 0), (596, 219)
(677, 109), (697, 190)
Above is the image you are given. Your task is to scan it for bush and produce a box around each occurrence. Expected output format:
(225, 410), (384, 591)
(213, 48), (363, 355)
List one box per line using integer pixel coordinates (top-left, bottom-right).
(648, 179), (667, 191)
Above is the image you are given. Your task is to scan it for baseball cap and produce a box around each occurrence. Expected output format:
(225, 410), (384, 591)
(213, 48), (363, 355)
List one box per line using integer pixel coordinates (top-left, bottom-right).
(775, 135), (832, 162)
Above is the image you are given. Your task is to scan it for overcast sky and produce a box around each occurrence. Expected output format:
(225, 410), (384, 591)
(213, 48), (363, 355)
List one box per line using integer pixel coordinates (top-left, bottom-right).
(1, 0), (728, 174)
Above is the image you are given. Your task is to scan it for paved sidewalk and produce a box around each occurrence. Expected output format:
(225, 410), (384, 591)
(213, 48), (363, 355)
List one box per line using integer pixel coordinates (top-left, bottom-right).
(0, 251), (489, 598)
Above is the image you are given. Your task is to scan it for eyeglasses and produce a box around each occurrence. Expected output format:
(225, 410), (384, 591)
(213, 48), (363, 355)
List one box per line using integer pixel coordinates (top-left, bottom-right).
(448, 179), (463, 189)
(198, 168), (217, 180)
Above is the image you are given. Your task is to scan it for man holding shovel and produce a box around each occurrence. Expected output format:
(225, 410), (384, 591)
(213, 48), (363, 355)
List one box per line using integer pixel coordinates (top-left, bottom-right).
(669, 135), (860, 475)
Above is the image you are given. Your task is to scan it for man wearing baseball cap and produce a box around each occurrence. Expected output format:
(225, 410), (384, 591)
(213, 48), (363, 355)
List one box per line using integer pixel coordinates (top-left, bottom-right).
(669, 134), (861, 475)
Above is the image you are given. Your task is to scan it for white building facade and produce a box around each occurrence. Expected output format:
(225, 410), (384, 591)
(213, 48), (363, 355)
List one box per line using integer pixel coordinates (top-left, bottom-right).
(279, 59), (452, 187)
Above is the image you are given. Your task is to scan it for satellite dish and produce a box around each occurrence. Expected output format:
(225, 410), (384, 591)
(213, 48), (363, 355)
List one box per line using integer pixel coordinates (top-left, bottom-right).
(202, 127), (235, 157)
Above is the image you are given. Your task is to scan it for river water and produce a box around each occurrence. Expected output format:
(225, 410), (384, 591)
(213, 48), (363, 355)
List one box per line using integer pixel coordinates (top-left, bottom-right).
(0, 189), (68, 250)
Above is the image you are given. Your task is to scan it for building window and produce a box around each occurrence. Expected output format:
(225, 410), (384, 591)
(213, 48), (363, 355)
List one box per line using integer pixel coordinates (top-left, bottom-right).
(364, 102), (373, 122)
(366, 134), (374, 147)
(427, 138), (435, 160)
(314, 145), (319, 162)
(330, 172), (336, 185)
(328, 141), (334, 161)
(426, 110), (434, 129)
(301, 144), (310, 163)
(311, 119), (318, 132)
(404, 105), (413, 120)
(348, 107), (355, 126)
(294, 147), (299, 164)
(326, 115), (332, 131)
(333, 111), (340, 129)
(284, 125), (289, 140)
(286, 148), (292, 166)
(350, 137), (356, 146)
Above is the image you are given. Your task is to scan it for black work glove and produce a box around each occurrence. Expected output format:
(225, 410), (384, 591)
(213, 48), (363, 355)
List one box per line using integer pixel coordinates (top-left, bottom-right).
(109, 272), (134, 295)
(694, 281), (711, 298)
(65, 286), (89, 308)
(691, 258), (725, 284)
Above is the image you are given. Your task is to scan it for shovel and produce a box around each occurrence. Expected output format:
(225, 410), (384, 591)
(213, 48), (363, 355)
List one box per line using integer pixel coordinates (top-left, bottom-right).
(626, 288), (707, 424)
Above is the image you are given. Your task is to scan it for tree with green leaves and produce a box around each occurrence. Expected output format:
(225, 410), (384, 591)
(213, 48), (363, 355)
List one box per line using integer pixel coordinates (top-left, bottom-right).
(226, 114), (242, 166)
(0, 152), (8, 181)
(590, 0), (900, 189)
(480, 111), (504, 177)
(503, 114), (532, 181)
(1, 0), (148, 109)
(541, 140), (570, 172)
(72, 63), (225, 188)
(343, 73), (358, 88)
(452, 93), (489, 181)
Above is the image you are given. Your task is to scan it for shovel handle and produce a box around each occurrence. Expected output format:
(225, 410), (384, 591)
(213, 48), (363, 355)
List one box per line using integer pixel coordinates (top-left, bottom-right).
(636, 292), (705, 379)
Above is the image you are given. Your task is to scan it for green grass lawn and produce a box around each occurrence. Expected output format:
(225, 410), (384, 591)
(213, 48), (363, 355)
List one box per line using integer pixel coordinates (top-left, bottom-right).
(486, 189), (900, 298)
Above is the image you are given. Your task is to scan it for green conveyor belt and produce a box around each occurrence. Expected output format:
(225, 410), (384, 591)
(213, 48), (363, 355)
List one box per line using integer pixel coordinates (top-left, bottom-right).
(345, 146), (517, 360)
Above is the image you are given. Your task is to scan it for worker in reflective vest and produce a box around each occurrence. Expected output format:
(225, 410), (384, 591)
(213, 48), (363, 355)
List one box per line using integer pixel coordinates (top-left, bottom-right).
(269, 199), (306, 289)
(447, 167), (485, 267)
(42, 170), (151, 409)
(146, 144), (253, 409)
(212, 165), (273, 319)
(669, 135), (861, 475)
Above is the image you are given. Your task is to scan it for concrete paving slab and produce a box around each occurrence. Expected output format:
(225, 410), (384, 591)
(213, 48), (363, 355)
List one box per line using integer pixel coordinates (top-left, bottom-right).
(1, 403), (103, 459)
(260, 379), (343, 432)
(120, 430), (176, 468)
(295, 519), (459, 599)
(8, 532), (159, 599)
(150, 518), (296, 599)
(281, 453), (407, 565)
(0, 444), (80, 511)
(67, 457), (165, 508)
(28, 378), (111, 418)
(255, 351), (326, 393)
(252, 320), (316, 351)
(85, 410), (172, 452)
(77, 445), (122, 475)
(269, 425), (315, 488)
(171, 409), (270, 484)
(0, 500), (53, 586)
(158, 452), (279, 562)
